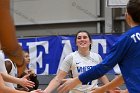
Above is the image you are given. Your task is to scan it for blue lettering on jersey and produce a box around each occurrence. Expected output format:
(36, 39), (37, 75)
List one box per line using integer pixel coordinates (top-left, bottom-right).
(77, 66), (94, 85)
(77, 66), (94, 73)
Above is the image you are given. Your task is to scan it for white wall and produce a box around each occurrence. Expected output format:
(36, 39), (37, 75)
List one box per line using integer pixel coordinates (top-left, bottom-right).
(13, 0), (98, 25)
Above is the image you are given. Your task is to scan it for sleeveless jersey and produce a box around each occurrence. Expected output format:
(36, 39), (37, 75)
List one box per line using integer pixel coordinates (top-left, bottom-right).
(5, 58), (17, 88)
(0, 50), (15, 89)
(60, 51), (102, 93)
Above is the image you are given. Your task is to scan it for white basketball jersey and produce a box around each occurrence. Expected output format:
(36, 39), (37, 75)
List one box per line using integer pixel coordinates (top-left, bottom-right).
(0, 50), (15, 89)
(5, 59), (17, 88)
(60, 51), (102, 93)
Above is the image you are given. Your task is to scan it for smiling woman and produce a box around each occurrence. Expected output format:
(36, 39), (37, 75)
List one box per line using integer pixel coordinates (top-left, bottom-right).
(43, 30), (112, 93)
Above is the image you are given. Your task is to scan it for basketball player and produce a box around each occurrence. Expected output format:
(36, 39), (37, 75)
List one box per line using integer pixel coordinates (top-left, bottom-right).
(57, 0), (140, 93)
(44, 31), (113, 93)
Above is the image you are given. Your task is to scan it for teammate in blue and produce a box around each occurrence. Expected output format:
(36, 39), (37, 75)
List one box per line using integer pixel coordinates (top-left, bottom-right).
(57, 0), (140, 93)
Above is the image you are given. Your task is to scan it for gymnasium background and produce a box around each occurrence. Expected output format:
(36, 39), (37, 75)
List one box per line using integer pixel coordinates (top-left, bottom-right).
(19, 34), (120, 75)
(11, 0), (128, 90)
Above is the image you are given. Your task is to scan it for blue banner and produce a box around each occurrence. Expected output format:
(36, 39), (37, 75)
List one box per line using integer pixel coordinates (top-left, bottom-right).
(18, 34), (121, 75)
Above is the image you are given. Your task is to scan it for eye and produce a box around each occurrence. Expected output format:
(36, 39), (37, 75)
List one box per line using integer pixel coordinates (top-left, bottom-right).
(77, 36), (81, 39)
(83, 36), (88, 39)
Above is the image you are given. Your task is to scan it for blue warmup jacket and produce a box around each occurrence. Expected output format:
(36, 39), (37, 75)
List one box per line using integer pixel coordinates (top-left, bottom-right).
(79, 25), (140, 93)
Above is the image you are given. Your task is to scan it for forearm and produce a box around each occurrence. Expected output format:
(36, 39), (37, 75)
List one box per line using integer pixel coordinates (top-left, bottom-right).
(124, 89), (128, 93)
(1, 86), (28, 93)
(44, 77), (62, 93)
(99, 75), (110, 85)
(0, 73), (28, 93)
(1, 72), (22, 85)
(79, 64), (110, 84)
(0, 0), (18, 48)
(0, 0), (25, 77)
(100, 75), (124, 91)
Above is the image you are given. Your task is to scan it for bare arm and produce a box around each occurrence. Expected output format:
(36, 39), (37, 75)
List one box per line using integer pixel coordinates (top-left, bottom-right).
(44, 70), (67, 93)
(91, 75), (124, 93)
(101, 75), (124, 91)
(99, 75), (110, 85)
(57, 77), (81, 93)
(1, 72), (35, 89)
(0, 0), (25, 77)
(0, 73), (30, 93)
(99, 75), (116, 93)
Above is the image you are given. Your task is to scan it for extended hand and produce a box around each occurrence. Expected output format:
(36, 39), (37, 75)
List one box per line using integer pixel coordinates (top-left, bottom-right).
(57, 77), (81, 93)
(114, 89), (128, 93)
(90, 87), (106, 93)
(19, 75), (35, 91)
(30, 89), (43, 93)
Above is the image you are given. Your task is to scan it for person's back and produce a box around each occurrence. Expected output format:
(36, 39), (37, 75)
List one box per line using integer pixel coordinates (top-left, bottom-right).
(79, 0), (140, 92)
(117, 26), (140, 92)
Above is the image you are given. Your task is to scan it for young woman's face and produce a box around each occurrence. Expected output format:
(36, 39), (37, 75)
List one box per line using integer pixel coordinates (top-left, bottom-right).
(76, 32), (91, 50)
(24, 52), (30, 64)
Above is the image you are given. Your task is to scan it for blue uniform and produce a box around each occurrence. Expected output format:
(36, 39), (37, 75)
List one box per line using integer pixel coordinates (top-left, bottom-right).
(79, 25), (140, 93)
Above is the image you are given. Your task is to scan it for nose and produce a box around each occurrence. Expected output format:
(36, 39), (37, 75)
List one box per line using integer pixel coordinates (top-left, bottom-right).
(81, 37), (85, 40)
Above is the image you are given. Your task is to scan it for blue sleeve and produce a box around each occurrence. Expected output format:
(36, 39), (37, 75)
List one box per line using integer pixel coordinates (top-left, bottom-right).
(79, 35), (133, 84)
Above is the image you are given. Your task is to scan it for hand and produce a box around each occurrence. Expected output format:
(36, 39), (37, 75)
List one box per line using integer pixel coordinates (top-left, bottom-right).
(19, 75), (35, 91)
(43, 90), (51, 93)
(43, 89), (52, 93)
(57, 77), (81, 93)
(30, 89), (43, 93)
(114, 89), (128, 93)
(25, 69), (35, 75)
(107, 90), (118, 93)
(90, 87), (117, 93)
(90, 87), (106, 93)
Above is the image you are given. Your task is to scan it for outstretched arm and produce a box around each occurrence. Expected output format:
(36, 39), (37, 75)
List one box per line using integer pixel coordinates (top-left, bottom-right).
(1, 72), (35, 90)
(91, 75), (124, 93)
(0, 73), (41, 93)
(0, 0), (25, 77)
(98, 75), (115, 93)
(57, 77), (81, 93)
(44, 70), (67, 93)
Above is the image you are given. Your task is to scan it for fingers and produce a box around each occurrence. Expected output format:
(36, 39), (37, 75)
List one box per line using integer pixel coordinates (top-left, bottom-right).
(57, 83), (69, 93)
(90, 88), (99, 93)
(23, 74), (30, 78)
(26, 81), (35, 88)
(30, 89), (44, 93)
(57, 78), (80, 93)
(24, 87), (29, 92)
(20, 78), (35, 88)
(60, 79), (67, 85)
(90, 87), (97, 91)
